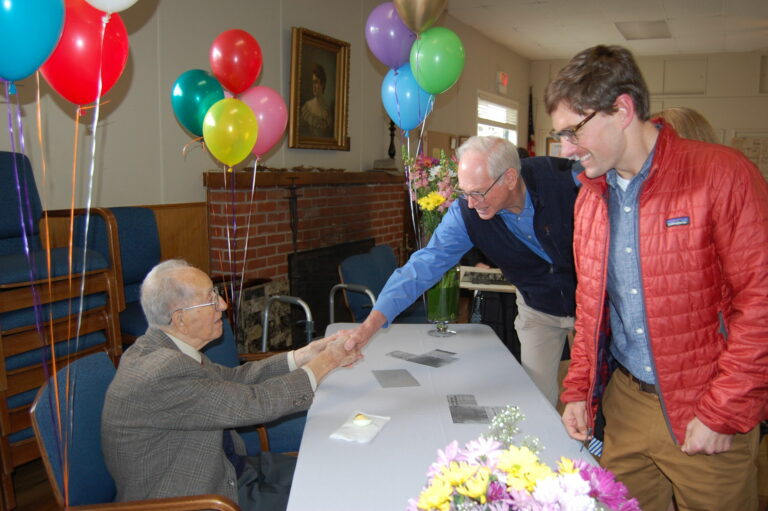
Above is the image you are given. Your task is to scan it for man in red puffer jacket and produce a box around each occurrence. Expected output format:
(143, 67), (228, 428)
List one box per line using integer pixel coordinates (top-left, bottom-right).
(545, 44), (768, 511)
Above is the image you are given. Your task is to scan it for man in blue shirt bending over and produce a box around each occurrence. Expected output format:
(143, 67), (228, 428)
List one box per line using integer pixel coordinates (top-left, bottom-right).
(344, 136), (581, 407)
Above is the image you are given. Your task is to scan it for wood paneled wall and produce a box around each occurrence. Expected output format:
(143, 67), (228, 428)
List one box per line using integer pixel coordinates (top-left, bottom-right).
(43, 202), (209, 274)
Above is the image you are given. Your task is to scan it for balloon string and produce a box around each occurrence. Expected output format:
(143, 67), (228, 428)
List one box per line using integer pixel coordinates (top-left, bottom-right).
(220, 166), (237, 315)
(76, 100), (111, 116)
(29, 71), (71, 502)
(182, 137), (203, 158)
(73, 12), (109, 346)
(403, 132), (422, 251)
(36, 71), (57, 338)
(61, 14), (109, 506)
(228, 163), (239, 319)
(393, 69), (402, 132)
(237, 156), (260, 334)
(6, 82), (55, 355)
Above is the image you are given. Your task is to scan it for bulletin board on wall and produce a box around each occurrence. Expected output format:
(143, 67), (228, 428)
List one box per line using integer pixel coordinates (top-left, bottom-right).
(424, 131), (461, 159)
(732, 136), (768, 181)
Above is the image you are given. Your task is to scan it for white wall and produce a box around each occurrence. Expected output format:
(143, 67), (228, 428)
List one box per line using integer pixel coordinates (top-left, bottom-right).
(0, 0), (531, 210)
(530, 52), (768, 154)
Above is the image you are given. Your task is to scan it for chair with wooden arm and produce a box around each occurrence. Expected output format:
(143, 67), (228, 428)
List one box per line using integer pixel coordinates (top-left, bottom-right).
(30, 351), (239, 511)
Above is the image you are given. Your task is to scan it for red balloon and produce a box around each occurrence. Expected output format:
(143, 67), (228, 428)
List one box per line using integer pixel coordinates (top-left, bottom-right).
(40, 0), (129, 105)
(209, 29), (262, 95)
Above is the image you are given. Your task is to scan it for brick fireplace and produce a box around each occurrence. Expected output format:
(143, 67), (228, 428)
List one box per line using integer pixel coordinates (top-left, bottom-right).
(203, 169), (410, 349)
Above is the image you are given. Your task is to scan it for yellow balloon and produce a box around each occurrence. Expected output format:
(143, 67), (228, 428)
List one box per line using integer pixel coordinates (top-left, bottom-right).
(393, 0), (447, 34)
(203, 98), (258, 167)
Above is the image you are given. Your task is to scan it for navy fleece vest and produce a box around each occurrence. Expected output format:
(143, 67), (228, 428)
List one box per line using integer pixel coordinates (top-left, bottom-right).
(459, 156), (578, 317)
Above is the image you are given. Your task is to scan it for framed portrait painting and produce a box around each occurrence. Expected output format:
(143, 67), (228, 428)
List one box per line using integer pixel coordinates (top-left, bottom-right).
(288, 27), (350, 151)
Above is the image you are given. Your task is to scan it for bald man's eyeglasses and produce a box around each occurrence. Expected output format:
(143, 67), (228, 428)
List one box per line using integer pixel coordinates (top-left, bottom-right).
(169, 289), (223, 324)
(457, 171), (506, 203)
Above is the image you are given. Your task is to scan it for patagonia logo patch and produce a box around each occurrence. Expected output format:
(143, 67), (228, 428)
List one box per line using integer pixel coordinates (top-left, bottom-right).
(666, 216), (690, 227)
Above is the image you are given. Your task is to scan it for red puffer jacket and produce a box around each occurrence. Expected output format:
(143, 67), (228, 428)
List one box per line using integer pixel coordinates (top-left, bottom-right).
(562, 121), (768, 443)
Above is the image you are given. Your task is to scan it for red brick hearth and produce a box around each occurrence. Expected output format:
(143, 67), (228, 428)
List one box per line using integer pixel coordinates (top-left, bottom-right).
(203, 170), (410, 283)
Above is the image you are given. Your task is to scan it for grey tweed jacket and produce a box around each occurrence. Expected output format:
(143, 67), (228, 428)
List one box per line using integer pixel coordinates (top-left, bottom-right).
(101, 328), (313, 503)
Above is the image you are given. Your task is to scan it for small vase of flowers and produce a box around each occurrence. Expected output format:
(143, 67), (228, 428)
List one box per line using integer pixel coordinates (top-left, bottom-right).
(406, 151), (460, 336)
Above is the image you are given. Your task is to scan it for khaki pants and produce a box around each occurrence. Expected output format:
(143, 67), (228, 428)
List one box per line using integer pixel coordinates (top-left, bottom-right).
(601, 367), (759, 511)
(514, 293), (574, 407)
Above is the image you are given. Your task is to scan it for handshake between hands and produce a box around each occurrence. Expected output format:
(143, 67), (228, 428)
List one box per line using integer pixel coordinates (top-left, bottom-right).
(294, 330), (364, 383)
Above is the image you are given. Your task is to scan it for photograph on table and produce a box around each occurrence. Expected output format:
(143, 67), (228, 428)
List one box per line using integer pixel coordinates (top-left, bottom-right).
(288, 27), (350, 150)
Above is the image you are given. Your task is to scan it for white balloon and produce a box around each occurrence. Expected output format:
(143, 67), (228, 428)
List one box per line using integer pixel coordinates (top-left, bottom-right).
(85, 0), (139, 13)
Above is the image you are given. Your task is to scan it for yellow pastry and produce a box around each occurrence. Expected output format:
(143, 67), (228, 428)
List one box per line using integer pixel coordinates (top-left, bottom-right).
(352, 413), (372, 426)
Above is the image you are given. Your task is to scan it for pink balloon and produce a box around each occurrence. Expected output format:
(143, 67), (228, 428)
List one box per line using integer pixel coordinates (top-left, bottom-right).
(239, 86), (288, 156)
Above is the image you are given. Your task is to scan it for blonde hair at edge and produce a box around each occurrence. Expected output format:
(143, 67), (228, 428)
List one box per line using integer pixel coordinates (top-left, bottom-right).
(652, 106), (718, 144)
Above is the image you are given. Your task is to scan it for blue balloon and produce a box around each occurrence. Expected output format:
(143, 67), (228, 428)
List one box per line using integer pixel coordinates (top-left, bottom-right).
(381, 63), (434, 131)
(0, 0), (65, 82)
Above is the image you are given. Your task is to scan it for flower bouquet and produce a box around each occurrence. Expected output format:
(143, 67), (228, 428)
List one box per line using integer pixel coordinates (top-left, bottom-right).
(407, 152), (459, 242)
(406, 152), (462, 336)
(408, 406), (640, 511)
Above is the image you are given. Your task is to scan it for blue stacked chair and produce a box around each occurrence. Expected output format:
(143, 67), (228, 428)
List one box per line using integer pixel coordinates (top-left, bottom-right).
(76, 206), (161, 346)
(0, 151), (122, 508)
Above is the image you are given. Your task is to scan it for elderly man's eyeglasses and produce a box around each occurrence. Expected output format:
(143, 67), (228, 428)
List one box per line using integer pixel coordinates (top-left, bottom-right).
(457, 171), (507, 203)
(169, 289), (223, 324)
(549, 111), (597, 144)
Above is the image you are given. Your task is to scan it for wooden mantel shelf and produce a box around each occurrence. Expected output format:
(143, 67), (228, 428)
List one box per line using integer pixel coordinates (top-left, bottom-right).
(203, 170), (405, 188)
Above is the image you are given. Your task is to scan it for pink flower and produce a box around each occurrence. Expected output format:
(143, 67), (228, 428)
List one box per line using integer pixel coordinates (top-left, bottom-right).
(459, 437), (503, 466)
(486, 480), (509, 503)
(574, 460), (641, 511)
(426, 440), (460, 478)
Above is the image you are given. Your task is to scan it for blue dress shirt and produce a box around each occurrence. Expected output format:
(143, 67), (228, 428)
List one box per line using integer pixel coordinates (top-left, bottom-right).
(374, 192), (549, 323)
(605, 150), (657, 384)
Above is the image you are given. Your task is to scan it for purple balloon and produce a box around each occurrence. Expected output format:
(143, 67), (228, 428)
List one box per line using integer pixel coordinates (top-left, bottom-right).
(365, 2), (416, 69)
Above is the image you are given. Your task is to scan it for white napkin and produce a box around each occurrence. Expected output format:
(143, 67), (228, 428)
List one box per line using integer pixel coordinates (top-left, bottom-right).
(329, 411), (390, 443)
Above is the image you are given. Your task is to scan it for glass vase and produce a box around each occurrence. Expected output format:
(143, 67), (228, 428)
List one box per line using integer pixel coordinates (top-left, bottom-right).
(426, 265), (460, 337)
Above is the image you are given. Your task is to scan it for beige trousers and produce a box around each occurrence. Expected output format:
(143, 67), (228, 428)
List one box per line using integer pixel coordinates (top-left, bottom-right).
(601, 367), (760, 511)
(513, 292), (574, 407)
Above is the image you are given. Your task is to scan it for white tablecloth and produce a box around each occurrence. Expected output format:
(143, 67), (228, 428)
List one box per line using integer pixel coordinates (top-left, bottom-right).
(286, 323), (593, 511)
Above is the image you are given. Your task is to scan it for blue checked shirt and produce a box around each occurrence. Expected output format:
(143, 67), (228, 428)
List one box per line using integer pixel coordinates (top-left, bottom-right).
(605, 150), (657, 384)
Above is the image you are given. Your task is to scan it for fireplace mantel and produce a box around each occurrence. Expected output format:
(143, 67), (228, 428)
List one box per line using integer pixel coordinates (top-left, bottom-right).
(203, 170), (404, 188)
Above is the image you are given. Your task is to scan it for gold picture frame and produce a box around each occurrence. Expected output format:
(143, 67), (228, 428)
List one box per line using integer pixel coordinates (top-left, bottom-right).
(288, 27), (350, 151)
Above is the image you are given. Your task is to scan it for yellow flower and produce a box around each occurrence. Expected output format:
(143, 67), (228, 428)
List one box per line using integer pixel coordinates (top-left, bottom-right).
(438, 461), (478, 486)
(417, 191), (446, 212)
(497, 445), (554, 492)
(557, 457), (579, 475)
(455, 466), (490, 504)
(417, 477), (453, 511)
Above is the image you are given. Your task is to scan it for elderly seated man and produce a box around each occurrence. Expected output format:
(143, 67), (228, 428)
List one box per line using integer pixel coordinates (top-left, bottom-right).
(102, 259), (361, 510)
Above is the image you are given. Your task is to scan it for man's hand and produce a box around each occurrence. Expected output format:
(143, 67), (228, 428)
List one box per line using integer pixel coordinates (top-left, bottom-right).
(562, 401), (591, 442)
(343, 311), (387, 350)
(324, 336), (363, 367)
(293, 332), (339, 367)
(681, 417), (733, 455)
(303, 336), (363, 383)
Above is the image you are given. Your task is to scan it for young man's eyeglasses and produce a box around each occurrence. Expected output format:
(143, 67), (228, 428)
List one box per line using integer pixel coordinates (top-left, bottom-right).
(169, 289), (223, 324)
(549, 111), (597, 144)
(457, 171), (507, 203)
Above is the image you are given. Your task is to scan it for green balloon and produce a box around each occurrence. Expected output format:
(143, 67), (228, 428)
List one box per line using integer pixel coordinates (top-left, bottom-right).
(171, 69), (225, 137)
(409, 27), (465, 95)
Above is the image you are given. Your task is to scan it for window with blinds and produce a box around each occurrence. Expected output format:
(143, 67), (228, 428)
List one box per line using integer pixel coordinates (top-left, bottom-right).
(476, 92), (518, 145)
